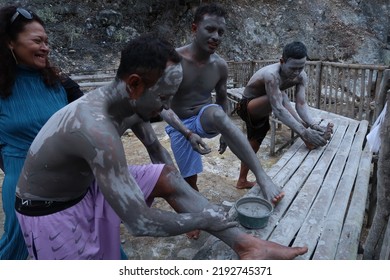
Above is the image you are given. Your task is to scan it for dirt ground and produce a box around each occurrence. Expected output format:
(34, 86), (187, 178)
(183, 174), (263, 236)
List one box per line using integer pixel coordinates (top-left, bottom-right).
(0, 115), (291, 259)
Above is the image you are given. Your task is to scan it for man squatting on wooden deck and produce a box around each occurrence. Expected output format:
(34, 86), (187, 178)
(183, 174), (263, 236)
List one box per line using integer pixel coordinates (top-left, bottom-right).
(235, 41), (334, 189)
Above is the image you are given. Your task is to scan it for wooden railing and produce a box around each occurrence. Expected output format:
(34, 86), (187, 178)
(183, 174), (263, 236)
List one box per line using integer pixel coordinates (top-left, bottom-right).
(70, 61), (389, 125)
(70, 69), (116, 90)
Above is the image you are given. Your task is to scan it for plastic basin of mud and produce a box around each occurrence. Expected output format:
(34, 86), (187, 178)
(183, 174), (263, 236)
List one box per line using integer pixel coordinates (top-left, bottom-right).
(234, 197), (273, 229)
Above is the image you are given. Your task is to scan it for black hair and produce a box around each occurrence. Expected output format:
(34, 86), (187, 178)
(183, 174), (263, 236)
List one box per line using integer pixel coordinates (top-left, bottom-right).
(116, 33), (181, 85)
(0, 5), (61, 98)
(282, 41), (308, 61)
(193, 3), (227, 24)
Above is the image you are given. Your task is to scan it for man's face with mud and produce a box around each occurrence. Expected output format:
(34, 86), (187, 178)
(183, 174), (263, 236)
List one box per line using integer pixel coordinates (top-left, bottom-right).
(194, 14), (226, 54)
(134, 63), (183, 121)
(281, 57), (306, 80)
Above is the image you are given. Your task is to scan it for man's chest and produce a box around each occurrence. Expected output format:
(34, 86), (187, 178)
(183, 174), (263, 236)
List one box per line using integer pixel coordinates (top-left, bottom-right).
(182, 64), (221, 91)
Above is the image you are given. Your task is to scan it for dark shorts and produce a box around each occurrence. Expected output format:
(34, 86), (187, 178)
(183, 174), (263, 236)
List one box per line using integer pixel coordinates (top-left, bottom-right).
(236, 97), (270, 144)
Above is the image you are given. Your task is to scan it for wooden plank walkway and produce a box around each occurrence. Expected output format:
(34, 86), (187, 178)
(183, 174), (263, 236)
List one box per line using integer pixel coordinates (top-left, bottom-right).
(264, 109), (370, 260)
(195, 105), (373, 260)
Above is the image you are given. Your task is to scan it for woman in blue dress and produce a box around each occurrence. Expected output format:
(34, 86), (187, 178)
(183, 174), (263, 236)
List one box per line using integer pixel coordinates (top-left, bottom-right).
(0, 5), (82, 259)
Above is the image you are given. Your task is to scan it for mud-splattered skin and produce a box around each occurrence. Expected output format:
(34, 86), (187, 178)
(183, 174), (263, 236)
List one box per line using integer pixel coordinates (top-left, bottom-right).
(13, 31), (309, 259)
(16, 63), (236, 237)
(159, 14), (283, 204)
(243, 58), (328, 145)
(236, 53), (333, 190)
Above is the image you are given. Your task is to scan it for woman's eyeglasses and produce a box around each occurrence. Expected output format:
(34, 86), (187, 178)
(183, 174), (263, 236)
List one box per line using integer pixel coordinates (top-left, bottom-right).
(10, 8), (33, 24)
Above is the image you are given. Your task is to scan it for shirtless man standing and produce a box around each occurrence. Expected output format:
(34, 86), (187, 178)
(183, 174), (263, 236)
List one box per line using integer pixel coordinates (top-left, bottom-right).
(15, 35), (307, 260)
(161, 3), (283, 206)
(236, 41), (333, 189)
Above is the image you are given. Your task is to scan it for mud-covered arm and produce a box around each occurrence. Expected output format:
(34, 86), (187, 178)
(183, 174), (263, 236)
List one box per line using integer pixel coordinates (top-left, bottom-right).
(215, 59), (229, 154)
(130, 119), (175, 165)
(294, 73), (323, 131)
(267, 72), (326, 146)
(266, 72), (307, 137)
(83, 125), (232, 237)
(214, 59), (229, 113)
(281, 92), (305, 126)
(160, 109), (211, 155)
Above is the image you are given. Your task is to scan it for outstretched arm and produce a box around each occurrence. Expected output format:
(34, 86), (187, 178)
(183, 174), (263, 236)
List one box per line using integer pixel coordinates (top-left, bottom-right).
(282, 92), (305, 125)
(267, 73), (326, 147)
(214, 59), (229, 154)
(294, 73), (324, 132)
(267, 73), (307, 136)
(130, 119), (175, 165)
(160, 108), (211, 155)
(83, 124), (234, 237)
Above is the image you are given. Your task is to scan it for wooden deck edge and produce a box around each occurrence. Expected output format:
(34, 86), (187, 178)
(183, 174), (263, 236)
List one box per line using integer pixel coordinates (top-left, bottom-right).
(336, 144), (373, 259)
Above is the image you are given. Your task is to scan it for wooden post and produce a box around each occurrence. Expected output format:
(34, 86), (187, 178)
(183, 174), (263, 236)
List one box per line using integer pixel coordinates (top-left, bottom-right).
(363, 78), (390, 259)
(315, 61), (322, 109)
(374, 69), (390, 122)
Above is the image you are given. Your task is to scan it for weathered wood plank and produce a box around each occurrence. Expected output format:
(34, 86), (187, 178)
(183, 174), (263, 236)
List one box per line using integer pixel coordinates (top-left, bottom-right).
(312, 120), (369, 259)
(255, 123), (346, 238)
(70, 73), (115, 81)
(329, 65), (335, 113)
(336, 144), (373, 259)
(351, 69), (358, 119)
(266, 137), (303, 178)
(321, 62), (388, 70)
(293, 122), (367, 259)
(265, 120), (349, 245)
(77, 81), (110, 88)
(198, 113), (372, 260)
(269, 141), (307, 186)
(249, 142), (318, 240)
(292, 120), (359, 259)
(340, 67), (347, 116)
(358, 69), (366, 120)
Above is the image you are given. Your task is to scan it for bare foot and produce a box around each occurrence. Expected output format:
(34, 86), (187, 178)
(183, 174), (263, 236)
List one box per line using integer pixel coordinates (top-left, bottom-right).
(269, 192), (284, 205)
(259, 178), (284, 205)
(236, 180), (256, 189)
(186, 230), (201, 240)
(304, 122), (334, 150)
(323, 122), (334, 141)
(235, 234), (308, 260)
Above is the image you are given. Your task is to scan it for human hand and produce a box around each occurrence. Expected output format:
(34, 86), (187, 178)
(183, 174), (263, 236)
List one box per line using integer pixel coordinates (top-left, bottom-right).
(199, 207), (238, 232)
(302, 128), (327, 148)
(306, 122), (334, 148)
(188, 132), (211, 155)
(310, 123), (326, 133)
(218, 136), (227, 154)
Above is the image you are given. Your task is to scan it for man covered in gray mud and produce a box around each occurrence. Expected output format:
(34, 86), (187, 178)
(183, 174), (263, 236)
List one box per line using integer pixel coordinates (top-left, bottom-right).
(15, 34), (307, 260)
(161, 3), (283, 211)
(236, 41), (333, 189)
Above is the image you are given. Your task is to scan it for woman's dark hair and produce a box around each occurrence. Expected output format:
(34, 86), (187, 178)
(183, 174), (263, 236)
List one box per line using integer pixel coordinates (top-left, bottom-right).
(0, 5), (61, 98)
(116, 33), (181, 85)
(282, 41), (308, 61)
(193, 3), (227, 24)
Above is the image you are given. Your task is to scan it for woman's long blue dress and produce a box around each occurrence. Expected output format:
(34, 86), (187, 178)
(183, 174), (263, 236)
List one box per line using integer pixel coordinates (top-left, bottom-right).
(0, 66), (68, 259)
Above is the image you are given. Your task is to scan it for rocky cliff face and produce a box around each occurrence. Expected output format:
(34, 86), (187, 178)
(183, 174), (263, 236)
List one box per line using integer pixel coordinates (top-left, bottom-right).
(3, 0), (390, 72)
